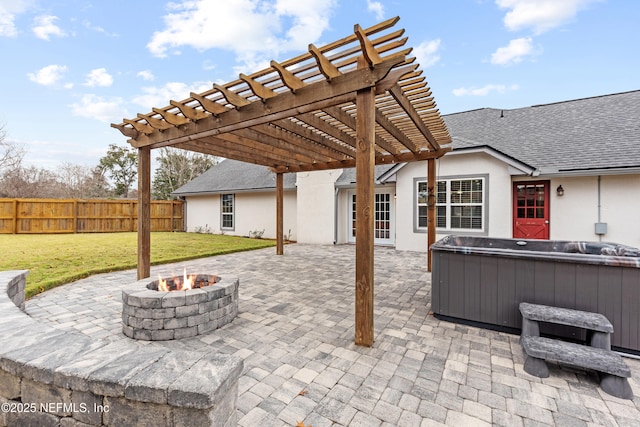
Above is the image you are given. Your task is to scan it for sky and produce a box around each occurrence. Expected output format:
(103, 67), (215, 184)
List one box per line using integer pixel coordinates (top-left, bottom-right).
(1, 0), (638, 171)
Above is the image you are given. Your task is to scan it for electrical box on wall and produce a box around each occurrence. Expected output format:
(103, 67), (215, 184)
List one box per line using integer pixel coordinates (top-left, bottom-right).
(595, 222), (608, 235)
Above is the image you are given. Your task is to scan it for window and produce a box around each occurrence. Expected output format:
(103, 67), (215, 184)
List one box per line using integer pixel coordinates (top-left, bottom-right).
(221, 194), (234, 230)
(515, 183), (546, 219)
(417, 181), (429, 228)
(417, 180), (443, 229)
(416, 177), (485, 232)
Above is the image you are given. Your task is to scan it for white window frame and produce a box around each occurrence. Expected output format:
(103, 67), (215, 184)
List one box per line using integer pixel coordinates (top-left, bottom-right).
(414, 175), (488, 234)
(220, 194), (235, 230)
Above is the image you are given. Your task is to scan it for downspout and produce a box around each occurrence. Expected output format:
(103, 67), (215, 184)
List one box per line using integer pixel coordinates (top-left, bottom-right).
(597, 175), (602, 242)
(333, 187), (339, 244)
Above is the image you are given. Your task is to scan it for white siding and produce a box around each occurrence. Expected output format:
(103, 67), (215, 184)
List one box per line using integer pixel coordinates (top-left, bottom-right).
(184, 191), (297, 240)
(184, 164), (640, 252)
(549, 174), (640, 247)
(394, 156), (640, 252)
(394, 153), (516, 252)
(336, 189), (350, 244)
(185, 195), (220, 233)
(544, 176), (595, 242)
(296, 170), (341, 244)
(601, 175), (640, 247)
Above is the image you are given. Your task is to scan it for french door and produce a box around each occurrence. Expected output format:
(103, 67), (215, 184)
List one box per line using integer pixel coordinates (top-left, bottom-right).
(348, 190), (395, 245)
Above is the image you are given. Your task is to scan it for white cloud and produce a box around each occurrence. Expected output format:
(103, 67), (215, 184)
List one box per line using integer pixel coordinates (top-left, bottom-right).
(202, 60), (217, 71)
(147, 0), (337, 71)
(366, 0), (385, 20)
(82, 19), (118, 37)
(70, 94), (126, 122)
(231, 58), (272, 79)
(272, 0), (336, 49)
(132, 81), (214, 110)
(84, 68), (113, 87)
(413, 39), (441, 68)
(490, 37), (539, 65)
(27, 64), (68, 86)
(0, 15), (17, 37)
(137, 70), (155, 81)
(32, 15), (67, 40)
(82, 20), (104, 33)
(496, 0), (599, 34)
(452, 84), (519, 97)
(0, 0), (33, 37)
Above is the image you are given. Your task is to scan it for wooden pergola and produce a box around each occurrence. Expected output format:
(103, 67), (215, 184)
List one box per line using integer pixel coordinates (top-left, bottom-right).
(112, 17), (451, 346)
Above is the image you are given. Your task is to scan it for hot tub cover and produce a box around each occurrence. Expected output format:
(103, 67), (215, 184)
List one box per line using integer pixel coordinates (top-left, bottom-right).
(431, 235), (640, 268)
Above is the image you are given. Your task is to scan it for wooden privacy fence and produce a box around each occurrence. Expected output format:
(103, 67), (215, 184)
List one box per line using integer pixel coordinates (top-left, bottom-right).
(0, 198), (183, 234)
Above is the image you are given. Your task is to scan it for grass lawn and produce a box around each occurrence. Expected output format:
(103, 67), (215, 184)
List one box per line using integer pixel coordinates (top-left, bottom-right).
(0, 232), (276, 298)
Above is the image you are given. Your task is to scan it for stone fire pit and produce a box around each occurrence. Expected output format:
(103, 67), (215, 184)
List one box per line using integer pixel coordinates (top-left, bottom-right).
(122, 274), (238, 341)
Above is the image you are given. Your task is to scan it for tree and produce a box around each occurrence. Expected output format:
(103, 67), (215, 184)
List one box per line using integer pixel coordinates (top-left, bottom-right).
(0, 124), (25, 174)
(152, 148), (218, 200)
(0, 165), (60, 198)
(98, 144), (138, 198)
(0, 126), (116, 199)
(84, 166), (113, 198)
(57, 163), (112, 198)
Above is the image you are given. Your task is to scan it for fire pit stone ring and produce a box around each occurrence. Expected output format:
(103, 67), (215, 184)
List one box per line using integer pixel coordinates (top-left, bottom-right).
(121, 274), (239, 341)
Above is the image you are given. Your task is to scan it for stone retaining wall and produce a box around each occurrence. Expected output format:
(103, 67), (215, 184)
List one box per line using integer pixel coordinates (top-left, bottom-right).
(0, 271), (243, 427)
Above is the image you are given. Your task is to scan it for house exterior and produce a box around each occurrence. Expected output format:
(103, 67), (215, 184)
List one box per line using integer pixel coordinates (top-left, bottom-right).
(173, 90), (640, 251)
(171, 159), (298, 239)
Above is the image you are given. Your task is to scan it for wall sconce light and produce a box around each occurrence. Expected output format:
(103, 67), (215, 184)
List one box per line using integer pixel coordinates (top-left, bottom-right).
(556, 185), (564, 196)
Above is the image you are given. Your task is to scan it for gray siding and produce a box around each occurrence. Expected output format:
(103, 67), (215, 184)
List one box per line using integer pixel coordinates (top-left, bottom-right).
(432, 251), (640, 352)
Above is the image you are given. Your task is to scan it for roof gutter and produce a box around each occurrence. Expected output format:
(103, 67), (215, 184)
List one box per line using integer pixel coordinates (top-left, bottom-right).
(535, 165), (640, 178)
(171, 186), (296, 197)
(334, 182), (395, 190)
(448, 145), (537, 176)
(377, 163), (404, 183)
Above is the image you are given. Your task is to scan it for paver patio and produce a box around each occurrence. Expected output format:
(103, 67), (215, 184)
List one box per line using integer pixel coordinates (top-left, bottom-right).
(26, 244), (640, 426)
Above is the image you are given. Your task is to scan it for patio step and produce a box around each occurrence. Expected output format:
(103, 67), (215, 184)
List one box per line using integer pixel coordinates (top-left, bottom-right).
(519, 302), (613, 332)
(521, 335), (631, 378)
(521, 335), (633, 399)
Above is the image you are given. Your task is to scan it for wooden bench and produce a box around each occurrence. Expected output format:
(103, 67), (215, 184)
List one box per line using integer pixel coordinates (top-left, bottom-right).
(519, 302), (633, 400)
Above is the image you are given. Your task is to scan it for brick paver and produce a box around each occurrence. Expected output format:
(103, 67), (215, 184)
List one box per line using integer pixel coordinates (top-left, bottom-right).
(26, 244), (640, 426)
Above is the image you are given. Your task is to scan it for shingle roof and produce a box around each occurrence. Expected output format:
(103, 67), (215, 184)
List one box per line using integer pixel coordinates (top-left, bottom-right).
(444, 90), (640, 173)
(172, 159), (296, 196)
(174, 90), (640, 195)
(336, 164), (398, 186)
(172, 159), (395, 195)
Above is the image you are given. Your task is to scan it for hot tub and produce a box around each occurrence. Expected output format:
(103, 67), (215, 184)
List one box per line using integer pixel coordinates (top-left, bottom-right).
(431, 235), (640, 354)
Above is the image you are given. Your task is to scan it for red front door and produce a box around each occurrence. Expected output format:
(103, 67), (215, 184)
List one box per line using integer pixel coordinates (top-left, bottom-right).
(513, 181), (550, 239)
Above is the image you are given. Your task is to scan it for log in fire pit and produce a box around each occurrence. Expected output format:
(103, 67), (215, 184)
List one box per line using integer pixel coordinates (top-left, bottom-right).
(122, 270), (238, 341)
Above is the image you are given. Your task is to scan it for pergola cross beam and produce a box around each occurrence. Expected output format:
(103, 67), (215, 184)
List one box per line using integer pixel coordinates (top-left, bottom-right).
(112, 17), (452, 348)
(127, 55), (407, 150)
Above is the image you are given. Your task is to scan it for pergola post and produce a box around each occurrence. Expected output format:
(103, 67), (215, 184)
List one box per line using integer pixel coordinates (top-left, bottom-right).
(427, 158), (436, 271)
(276, 172), (284, 255)
(354, 81), (376, 347)
(137, 146), (151, 280)
(113, 18), (453, 347)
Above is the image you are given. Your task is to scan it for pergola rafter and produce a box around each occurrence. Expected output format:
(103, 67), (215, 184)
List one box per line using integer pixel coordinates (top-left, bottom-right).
(112, 16), (451, 347)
